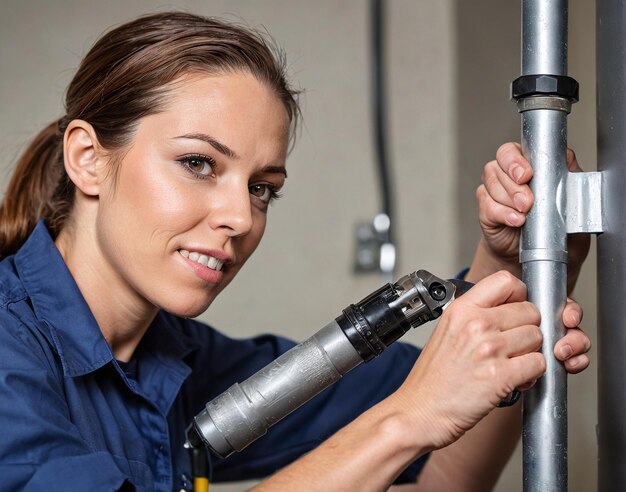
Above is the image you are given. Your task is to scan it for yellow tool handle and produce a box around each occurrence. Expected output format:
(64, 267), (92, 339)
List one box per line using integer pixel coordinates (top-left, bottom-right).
(193, 477), (209, 492)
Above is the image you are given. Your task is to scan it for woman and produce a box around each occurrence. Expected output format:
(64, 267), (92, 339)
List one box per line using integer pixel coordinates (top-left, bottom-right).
(0, 12), (589, 491)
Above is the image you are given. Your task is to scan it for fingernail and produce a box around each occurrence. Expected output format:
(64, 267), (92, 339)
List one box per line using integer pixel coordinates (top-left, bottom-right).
(506, 212), (520, 226)
(512, 165), (525, 183)
(560, 344), (573, 359)
(567, 355), (581, 368)
(513, 192), (527, 212)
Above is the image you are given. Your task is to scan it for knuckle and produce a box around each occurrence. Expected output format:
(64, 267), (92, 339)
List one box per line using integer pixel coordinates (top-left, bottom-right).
(496, 142), (516, 162)
(465, 317), (489, 338)
(531, 326), (544, 347)
(537, 354), (547, 373)
(475, 339), (499, 361)
(482, 161), (497, 185)
(476, 184), (487, 202)
(484, 171), (500, 191)
(494, 269), (516, 285)
(567, 148), (577, 161)
(523, 300), (540, 318)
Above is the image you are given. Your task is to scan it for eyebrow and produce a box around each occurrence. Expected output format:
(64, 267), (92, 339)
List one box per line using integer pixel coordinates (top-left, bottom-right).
(263, 165), (288, 179)
(174, 133), (239, 159)
(174, 132), (288, 178)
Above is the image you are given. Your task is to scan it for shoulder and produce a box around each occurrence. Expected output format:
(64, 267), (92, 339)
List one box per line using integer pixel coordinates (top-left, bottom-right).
(163, 312), (296, 353)
(0, 256), (28, 308)
(0, 259), (60, 375)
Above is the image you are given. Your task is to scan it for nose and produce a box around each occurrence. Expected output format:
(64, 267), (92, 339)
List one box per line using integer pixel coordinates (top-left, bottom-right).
(208, 180), (254, 237)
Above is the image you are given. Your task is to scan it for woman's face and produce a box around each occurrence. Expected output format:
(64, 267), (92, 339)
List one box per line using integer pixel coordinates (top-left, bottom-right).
(94, 72), (289, 317)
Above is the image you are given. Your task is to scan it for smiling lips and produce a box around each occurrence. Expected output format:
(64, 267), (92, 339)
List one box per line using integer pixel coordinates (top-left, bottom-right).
(179, 249), (225, 271)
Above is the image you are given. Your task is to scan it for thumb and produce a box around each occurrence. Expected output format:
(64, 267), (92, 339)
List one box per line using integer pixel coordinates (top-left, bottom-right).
(461, 271), (527, 308)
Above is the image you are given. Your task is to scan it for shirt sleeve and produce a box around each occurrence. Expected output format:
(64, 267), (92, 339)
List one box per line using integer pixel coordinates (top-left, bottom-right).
(0, 313), (132, 492)
(182, 321), (427, 484)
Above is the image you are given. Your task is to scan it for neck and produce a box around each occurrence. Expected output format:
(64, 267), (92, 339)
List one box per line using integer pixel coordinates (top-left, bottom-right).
(55, 220), (158, 362)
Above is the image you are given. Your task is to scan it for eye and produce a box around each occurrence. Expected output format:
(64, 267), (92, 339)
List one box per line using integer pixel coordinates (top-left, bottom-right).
(250, 184), (282, 204)
(177, 154), (216, 178)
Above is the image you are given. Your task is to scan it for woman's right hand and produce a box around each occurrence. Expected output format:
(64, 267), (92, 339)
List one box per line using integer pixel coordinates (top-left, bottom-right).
(392, 271), (543, 450)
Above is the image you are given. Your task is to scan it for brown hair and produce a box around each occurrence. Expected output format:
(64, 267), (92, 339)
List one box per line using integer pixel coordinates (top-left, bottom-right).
(0, 11), (300, 258)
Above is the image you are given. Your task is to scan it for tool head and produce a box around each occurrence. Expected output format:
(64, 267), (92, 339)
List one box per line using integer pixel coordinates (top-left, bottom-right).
(447, 278), (474, 297)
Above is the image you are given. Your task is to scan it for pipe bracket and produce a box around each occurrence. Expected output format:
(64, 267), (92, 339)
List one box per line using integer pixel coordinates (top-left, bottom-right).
(565, 171), (605, 233)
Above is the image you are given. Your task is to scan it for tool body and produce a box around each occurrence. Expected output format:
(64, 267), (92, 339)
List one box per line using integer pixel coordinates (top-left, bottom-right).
(186, 270), (472, 460)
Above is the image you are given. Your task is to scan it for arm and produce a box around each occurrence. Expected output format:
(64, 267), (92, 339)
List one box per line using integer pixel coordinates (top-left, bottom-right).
(252, 143), (591, 491)
(467, 142), (591, 373)
(395, 143), (591, 491)
(252, 272), (548, 491)
(399, 299), (589, 492)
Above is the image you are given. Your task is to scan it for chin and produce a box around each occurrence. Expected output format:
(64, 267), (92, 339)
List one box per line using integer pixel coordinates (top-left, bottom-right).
(156, 294), (216, 319)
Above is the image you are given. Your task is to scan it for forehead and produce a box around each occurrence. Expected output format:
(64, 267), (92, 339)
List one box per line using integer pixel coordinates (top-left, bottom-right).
(139, 72), (290, 160)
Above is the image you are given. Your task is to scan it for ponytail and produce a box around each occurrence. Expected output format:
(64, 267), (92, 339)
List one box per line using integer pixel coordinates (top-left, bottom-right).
(0, 119), (73, 258)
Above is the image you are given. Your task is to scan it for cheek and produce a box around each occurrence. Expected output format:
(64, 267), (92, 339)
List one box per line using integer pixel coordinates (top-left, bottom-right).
(229, 214), (267, 270)
(109, 161), (196, 231)
(246, 214), (267, 257)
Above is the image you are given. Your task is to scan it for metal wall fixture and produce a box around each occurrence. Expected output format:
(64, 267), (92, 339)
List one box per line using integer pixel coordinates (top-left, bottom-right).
(596, 0), (626, 489)
(512, 1), (604, 491)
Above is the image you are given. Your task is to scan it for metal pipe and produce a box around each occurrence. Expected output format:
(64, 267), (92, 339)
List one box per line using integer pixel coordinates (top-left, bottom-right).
(596, 1), (626, 489)
(517, 1), (571, 490)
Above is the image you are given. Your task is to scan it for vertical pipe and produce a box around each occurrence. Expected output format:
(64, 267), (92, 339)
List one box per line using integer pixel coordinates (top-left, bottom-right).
(518, 1), (570, 491)
(596, 1), (626, 489)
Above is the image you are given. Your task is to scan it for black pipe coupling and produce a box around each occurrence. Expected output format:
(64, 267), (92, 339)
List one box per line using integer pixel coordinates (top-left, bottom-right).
(511, 74), (579, 102)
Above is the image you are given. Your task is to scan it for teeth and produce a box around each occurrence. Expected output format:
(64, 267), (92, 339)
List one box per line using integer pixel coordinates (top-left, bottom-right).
(179, 249), (225, 271)
(197, 254), (209, 267)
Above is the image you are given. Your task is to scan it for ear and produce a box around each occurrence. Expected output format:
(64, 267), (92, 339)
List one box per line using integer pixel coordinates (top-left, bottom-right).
(63, 119), (105, 196)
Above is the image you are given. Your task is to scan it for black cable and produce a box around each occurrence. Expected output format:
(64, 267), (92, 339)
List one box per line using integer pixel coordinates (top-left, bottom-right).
(370, 0), (395, 248)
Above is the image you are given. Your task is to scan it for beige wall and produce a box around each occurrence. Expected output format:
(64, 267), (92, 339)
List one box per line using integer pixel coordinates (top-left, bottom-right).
(0, 1), (598, 491)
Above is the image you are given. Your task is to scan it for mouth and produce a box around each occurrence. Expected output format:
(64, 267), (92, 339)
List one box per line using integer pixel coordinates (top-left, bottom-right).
(178, 249), (225, 272)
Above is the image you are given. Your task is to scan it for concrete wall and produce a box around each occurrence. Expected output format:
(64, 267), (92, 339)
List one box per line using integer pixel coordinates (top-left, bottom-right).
(0, 1), (598, 490)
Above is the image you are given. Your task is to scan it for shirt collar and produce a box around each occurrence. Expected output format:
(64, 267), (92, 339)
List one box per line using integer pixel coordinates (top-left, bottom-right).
(15, 221), (201, 379)
(15, 221), (115, 376)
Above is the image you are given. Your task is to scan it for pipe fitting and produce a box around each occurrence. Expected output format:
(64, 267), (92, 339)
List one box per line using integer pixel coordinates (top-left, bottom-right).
(511, 74), (579, 101)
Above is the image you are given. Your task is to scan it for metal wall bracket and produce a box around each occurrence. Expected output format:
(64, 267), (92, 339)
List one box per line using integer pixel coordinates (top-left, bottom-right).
(564, 171), (605, 234)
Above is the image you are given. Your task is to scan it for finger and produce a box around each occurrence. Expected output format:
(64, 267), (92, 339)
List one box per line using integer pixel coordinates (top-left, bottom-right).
(500, 323), (543, 356)
(554, 327), (591, 361)
(477, 185), (526, 228)
(566, 148), (583, 173)
(482, 160), (533, 213)
(495, 142), (533, 184)
(562, 298), (583, 327)
(564, 354), (590, 374)
(463, 271), (528, 307)
(517, 379), (537, 392)
(486, 302), (541, 333)
(506, 352), (546, 389)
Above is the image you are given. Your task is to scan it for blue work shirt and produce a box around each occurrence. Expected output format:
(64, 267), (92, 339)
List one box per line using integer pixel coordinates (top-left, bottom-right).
(0, 222), (427, 491)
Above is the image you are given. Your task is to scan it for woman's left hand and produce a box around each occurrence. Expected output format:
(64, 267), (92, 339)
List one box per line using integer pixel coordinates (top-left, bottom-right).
(555, 298), (591, 374)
